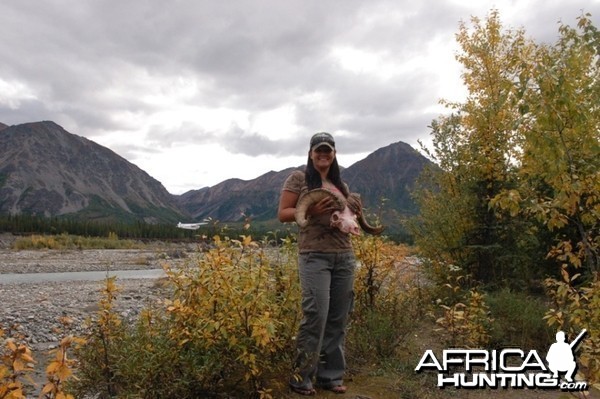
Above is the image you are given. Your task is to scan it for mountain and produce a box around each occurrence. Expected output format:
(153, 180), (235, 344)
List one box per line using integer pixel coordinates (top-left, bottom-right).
(341, 141), (430, 214)
(0, 121), (184, 223)
(176, 141), (433, 224)
(176, 166), (304, 222)
(0, 120), (434, 233)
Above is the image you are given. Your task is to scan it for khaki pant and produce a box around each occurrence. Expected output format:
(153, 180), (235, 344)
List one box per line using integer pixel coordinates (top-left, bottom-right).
(290, 251), (355, 391)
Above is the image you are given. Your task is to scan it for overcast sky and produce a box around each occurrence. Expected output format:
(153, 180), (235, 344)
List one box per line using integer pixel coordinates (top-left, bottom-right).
(1, 1), (598, 194)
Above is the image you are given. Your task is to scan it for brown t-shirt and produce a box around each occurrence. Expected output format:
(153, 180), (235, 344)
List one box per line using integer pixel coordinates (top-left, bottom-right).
(282, 170), (352, 253)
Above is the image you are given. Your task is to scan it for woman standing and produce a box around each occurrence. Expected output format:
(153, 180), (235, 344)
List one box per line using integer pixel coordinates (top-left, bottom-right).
(278, 132), (361, 395)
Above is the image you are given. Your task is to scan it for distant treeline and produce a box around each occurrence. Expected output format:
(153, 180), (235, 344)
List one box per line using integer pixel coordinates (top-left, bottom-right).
(0, 214), (200, 240)
(0, 214), (414, 244)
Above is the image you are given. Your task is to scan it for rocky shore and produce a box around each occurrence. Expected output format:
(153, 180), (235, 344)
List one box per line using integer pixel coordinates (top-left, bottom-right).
(0, 234), (191, 347)
(0, 234), (196, 396)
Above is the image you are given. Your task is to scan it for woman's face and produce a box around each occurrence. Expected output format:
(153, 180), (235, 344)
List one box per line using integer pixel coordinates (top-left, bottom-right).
(310, 145), (336, 171)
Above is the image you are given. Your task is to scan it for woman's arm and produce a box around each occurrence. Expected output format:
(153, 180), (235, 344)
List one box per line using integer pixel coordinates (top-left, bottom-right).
(278, 190), (299, 223)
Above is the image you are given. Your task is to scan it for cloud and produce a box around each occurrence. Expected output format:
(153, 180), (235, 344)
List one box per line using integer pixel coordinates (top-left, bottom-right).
(0, 0), (598, 192)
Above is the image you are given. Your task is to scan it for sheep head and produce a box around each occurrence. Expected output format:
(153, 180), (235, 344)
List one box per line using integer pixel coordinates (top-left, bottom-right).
(330, 206), (361, 236)
(295, 188), (385, 235)
(295, 188), (346, 228)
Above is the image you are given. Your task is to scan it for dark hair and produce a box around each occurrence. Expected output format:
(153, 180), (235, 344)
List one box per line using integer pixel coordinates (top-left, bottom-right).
(305, 152), (349, 197)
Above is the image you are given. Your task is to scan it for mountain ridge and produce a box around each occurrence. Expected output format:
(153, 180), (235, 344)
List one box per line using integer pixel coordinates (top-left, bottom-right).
(0, 121), (183, 223)
(0, 121), (433, 228)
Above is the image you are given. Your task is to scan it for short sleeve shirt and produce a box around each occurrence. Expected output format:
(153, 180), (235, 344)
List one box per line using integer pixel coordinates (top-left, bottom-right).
(282, 170), (352, 253)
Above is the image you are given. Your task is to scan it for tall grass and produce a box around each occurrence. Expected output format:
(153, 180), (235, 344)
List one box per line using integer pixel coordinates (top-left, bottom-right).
(11, 232), (141, 250)
(486, 288), (553, 351)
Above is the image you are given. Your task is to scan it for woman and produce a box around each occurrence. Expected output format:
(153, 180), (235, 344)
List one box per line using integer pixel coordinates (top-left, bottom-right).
(278, 132), (361, 396)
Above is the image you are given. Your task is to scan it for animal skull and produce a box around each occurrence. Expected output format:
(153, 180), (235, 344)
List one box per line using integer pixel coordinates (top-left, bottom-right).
(294, 188), (384, 235)
(330, 206), (361, 235)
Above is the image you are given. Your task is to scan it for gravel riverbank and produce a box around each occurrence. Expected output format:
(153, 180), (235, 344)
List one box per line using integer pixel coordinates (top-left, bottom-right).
(0, 234), (194, 396)
(0, 234), (191, 346)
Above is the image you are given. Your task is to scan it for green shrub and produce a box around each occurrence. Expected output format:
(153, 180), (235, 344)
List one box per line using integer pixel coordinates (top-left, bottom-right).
(71, 277), (125, 398)
(435, 288), (493, 349)
(349, 236), (426, 364)
(486, 288), (553, 351)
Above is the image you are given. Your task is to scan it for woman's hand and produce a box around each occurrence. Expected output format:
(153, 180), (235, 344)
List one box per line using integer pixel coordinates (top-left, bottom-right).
(308, 196), (336, 216)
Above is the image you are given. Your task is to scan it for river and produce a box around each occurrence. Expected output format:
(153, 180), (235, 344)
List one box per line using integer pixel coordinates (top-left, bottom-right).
(0, 268), (166, 284)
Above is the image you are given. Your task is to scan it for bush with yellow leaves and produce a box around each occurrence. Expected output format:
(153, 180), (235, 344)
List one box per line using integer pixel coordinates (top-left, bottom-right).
(349, 235), (426, 363)
(73, 234), (301, 398)
(544, 270), (600, 385)
(163, 234), (301, 397)
(40, 336), (85, 399)
(0, 330), (34, 399)
(71, 233), (435, 397)
(1, 327), (83, 399)
(435, 287), (493, 349)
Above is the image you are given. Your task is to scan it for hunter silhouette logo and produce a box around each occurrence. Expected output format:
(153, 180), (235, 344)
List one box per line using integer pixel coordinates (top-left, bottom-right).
(415, 329), (589, 391)
(546, 329), (586, 383)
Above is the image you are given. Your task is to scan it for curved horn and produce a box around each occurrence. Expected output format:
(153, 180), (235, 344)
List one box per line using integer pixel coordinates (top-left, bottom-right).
(295, 188), (345, 228)
(358, 214), (385, 235)
(349, 193), (385, 235)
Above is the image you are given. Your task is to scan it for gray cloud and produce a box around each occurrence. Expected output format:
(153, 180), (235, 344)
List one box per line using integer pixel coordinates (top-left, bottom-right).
(1, 0), (598, 190)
